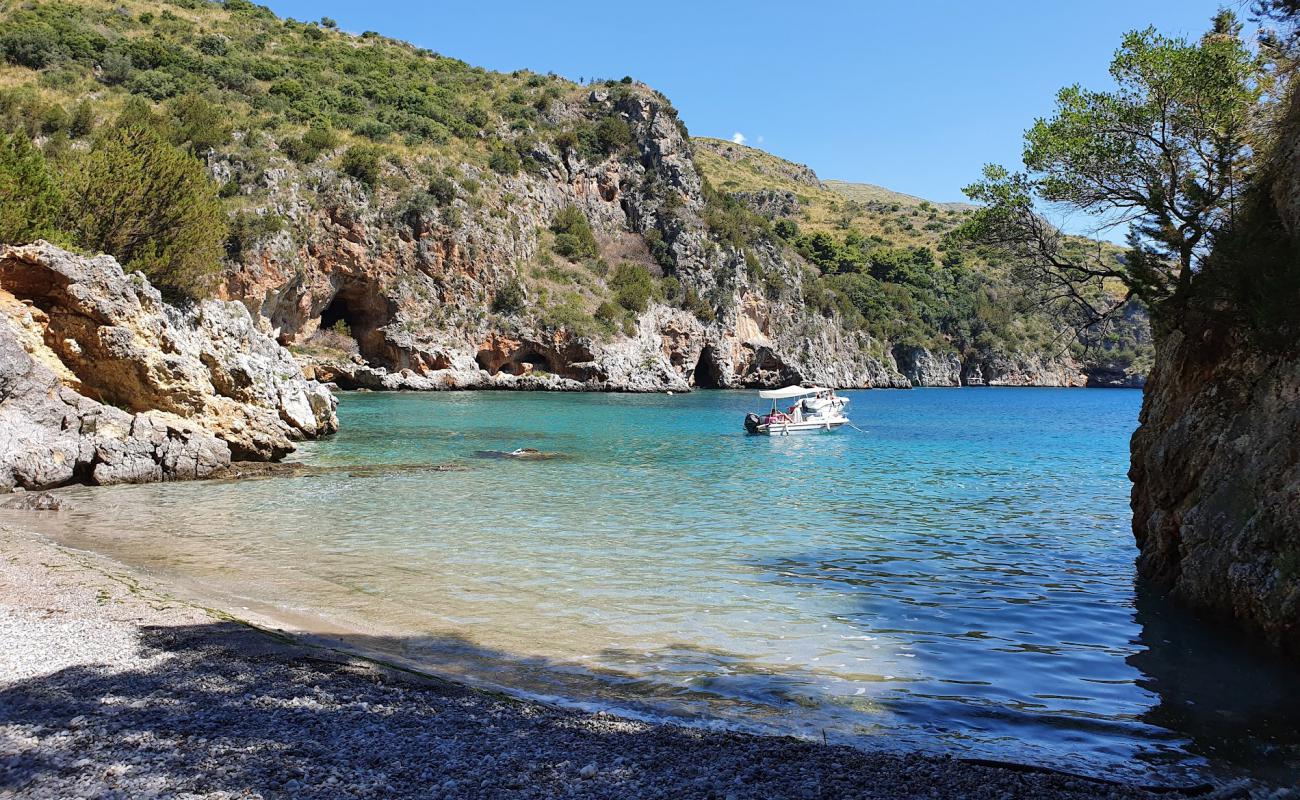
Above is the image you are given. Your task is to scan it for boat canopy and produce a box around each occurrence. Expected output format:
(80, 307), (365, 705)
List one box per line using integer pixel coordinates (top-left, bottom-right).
(759, 385), (830, 400)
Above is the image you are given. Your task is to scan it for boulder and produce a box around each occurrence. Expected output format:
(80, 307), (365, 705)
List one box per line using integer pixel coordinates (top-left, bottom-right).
(0, 242), (338, 490)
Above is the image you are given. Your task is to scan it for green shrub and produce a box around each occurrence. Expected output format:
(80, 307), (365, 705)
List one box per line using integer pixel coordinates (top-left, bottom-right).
(538, 294), (594, 335)
(488, 146), (521, 175)
(609, 262), (653, 312)
(61, 121), (227, 299)
(225, 210), (284, 259)
(595, 300), (624, 332)
(774, 219), (799, 240)
(69, 100), (94, 138)
(427, 175), (456, 206)
(165, 94), (232, 153)
(282, 122), (338, 163)
(0, 131), (62, 244)
(683, 286), (715, 322)
(492, 277), (526, 313)
(1, 22), (61, 69)
(39, 104), (69, 136)
(549, 204), (598, 260)
(340, 144), (384, 191)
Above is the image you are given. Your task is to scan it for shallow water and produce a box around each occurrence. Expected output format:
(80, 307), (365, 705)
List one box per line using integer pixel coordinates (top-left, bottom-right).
(25, 389), (1300, 785)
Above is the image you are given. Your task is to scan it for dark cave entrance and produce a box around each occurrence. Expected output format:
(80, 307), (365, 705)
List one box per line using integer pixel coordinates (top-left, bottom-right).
(519, 352), (553, 374)
(320, 295), (355, 336)
(693, 346), (722, 389)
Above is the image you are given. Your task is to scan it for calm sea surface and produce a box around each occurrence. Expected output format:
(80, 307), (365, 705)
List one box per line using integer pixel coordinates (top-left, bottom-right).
(26, 389), (1300, 785)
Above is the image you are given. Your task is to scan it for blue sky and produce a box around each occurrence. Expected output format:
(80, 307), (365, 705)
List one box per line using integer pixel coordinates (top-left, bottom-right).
(264, 1), (1234, 204)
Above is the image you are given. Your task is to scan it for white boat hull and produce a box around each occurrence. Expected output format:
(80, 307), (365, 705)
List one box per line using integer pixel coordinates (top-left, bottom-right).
(755, 419), (847, 435)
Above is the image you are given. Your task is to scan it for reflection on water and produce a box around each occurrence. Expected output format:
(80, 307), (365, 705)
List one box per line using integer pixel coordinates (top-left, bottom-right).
(12, 389), (1300, 786)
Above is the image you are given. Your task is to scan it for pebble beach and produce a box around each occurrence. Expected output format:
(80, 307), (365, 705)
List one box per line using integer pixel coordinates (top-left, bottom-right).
(0, 521), (1225, 800)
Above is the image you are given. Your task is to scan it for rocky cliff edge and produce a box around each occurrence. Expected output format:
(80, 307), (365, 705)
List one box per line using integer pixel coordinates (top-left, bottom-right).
(0, 242), (337, 491)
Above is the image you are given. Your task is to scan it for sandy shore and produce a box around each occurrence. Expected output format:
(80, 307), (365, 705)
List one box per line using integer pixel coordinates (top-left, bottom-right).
(0, 520), (1222, 800)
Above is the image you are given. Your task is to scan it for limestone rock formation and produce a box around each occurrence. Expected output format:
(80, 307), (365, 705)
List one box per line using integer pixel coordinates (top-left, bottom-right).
(0, 242), (338, 491)
(213, 88), (1102, 394)
(1130, 311), (1300, 653)
(1130, 85), (1300, 654)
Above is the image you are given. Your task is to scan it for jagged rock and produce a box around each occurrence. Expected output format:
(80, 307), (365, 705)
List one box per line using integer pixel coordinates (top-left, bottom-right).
(0, 243), (338, 491)
(214, 89), (1096, 393)
(893, 346), (962, 387)
(1131, 310), (1300, 654)
(1, 490), (62, 510)
(960, 354), (1087, 387)
(733, 190), (802, 219)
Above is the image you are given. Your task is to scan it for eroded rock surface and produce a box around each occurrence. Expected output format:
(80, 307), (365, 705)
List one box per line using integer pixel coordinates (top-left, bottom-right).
(217, 89), (1100, 393)
(1131, 312), (1300, 653)
(0, 243), (337, 490)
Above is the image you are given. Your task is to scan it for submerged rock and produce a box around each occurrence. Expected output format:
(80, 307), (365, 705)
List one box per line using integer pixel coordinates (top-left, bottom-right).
(473, 448), (562, 460)
(0, 242), (339, 491)
(1, 490), (63, 510)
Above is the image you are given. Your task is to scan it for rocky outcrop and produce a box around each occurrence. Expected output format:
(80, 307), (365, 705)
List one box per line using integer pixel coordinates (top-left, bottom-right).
(211, 86), (1112, 393)
(1129, 80), (1300, 654)
(1130, 310), (1300, 653)
(0, 243), (337, 491)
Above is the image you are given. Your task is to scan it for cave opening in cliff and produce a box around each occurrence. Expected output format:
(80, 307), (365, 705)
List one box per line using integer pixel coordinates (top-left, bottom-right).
(693, 346), (723, 389)
(518, 352), (553, 375)
(320, 296), (357, 339)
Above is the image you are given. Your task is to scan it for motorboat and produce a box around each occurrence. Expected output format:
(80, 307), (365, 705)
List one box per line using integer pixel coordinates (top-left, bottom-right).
(743, 385), (851, 435)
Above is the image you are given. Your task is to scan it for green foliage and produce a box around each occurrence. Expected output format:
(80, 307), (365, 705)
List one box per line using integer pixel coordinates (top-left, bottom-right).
(549, 204), (598, 260)
(427, 175), (456, 206)
(340, 144), (384, 191)
(962, 15), (1263, 327)
(0, 131), (63, 244)
(225, 210), (283, 259)
(537, 293), (594, 336)
(682, 285), (715, 322)
(609, 262), (653, 312)
(69, 99), (94, 138)
(281, 121), (339, 163)
(554, 114), (635, 161)
(594, 299), (625, 333)
(488, 146), (521, 175)
(492, 277), (526, 314)
(164, 94), (232, 153)
(62, 120), (227, 298)
(701, 179), (769, 249)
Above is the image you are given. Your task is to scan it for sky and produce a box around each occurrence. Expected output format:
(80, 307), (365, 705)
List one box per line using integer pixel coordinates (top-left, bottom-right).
(262, 0), (1238, 205)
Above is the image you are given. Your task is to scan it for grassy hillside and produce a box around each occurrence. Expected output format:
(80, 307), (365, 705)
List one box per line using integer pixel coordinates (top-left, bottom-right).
(693, 137), (1149, 371)
(0, 0), (1150, 376)
(0, 0), (686, 331)
(694, 137), (973, 250)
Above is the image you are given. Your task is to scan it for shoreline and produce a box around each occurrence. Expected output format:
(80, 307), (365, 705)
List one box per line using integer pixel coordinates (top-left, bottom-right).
(0, 521), (1206, 799)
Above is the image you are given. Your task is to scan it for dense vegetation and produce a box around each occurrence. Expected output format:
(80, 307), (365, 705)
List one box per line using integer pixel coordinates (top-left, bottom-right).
(0, 0), (642, 304)
(692, 139), (1148, 369)
(959, 8), (1299, 351)
(0, 0), (1149, 369)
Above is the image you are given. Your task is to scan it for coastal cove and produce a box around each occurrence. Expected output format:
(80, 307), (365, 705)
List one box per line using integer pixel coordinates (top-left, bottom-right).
(9, 388), (1300, 789)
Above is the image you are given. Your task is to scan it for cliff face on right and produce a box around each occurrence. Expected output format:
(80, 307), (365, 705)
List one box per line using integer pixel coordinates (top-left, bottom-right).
(1130, 87), (1300, 654)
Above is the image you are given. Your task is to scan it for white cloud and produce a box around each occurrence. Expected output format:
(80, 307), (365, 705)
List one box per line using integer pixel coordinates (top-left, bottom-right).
(730, 131), (746, 145)
(756, 135), (765, 144)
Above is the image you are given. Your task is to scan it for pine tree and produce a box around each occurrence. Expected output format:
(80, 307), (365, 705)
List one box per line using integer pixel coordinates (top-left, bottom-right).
(0, 130), (62, 245)
(62, 121), (227, 298)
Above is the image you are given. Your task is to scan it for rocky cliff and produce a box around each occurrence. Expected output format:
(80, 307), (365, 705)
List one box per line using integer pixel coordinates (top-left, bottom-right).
(217, 89), (1102, 392)
(0, 242), (337, 491)
(1129, 85), (1300, 653)
(1130, 311), (1300, 652)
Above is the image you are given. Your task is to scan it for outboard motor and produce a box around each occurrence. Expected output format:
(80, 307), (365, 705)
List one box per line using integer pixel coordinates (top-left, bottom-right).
(744, 413), (762, 434)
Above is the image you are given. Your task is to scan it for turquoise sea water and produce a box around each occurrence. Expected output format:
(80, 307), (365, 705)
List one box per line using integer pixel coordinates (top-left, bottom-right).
(28, 389), (1300, 786)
